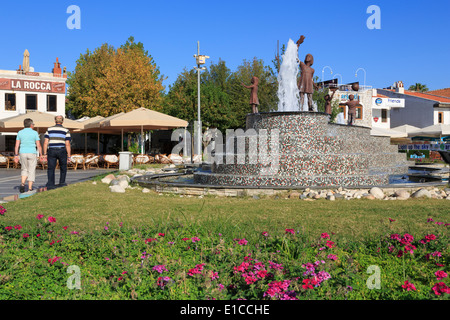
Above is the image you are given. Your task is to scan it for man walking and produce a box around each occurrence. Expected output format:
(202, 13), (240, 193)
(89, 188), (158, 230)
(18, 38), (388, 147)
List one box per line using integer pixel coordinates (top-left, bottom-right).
(43, 115), (71, 190)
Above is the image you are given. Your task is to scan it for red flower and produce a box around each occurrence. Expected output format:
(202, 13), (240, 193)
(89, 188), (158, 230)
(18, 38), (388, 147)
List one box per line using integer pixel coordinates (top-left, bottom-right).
(401, 280), (416, 291)
(48, 217), (56, 223)
(23, 233), (30, 238)
(5, 226), (12, 231)
(36, 214), (44, 220)
(326, 241), (335, 248)
(389, 218), (396, 223)
(321, 233), (330, 239)
(158, 233), (165, 237)
(48, 256), (62, 265)
(285, 229), (295, 235)
(14, 225), (22, 230)
(63, 226), (68, 230)
(432, 282), (450, 296)
(145, 238), (156, 243)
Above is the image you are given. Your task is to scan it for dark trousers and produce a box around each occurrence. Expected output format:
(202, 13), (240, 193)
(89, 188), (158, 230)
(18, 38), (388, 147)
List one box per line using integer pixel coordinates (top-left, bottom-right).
(47, 148), (68, 187)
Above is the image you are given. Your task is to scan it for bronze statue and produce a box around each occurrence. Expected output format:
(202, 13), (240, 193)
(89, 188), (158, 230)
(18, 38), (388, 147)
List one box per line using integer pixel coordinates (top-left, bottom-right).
(345, 94), (359, 125)
(296, 35), (316, 111)
(324, 88), (337, 115)
(242, 76), (260, 113)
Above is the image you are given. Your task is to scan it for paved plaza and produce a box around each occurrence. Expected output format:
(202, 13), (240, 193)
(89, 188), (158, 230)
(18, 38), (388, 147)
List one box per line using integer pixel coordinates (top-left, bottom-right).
(0, 168), (115, 202)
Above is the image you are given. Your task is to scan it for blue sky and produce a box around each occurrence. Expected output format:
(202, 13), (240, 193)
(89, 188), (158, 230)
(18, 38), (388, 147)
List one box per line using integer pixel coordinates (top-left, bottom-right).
(0, 0), (449, 91)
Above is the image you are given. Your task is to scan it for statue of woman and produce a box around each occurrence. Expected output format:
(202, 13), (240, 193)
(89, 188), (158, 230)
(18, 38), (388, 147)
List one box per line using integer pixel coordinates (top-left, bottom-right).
(242, 76), (260, 113)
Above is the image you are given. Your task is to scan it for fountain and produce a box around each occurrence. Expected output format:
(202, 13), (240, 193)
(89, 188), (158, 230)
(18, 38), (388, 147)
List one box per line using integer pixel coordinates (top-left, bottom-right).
(192, 36), (411, 188)
(133, 36), (444, 192)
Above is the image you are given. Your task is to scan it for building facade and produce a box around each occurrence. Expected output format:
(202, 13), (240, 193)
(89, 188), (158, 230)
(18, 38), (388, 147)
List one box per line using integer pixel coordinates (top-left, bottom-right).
(0, 53), (67, 152)
(377, 82), (450, 128)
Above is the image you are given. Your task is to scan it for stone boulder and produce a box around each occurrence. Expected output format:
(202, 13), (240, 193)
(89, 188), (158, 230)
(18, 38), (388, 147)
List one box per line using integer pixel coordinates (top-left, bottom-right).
(110, 185), (126, 193)
(101, 174), (116, 184)
(411, 188), (431, 198)
(369, 187), (385, 200)
(394, 190), (410, 200)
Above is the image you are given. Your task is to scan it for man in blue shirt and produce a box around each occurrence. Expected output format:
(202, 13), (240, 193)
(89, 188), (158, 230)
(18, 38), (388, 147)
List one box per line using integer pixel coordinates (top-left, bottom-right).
(14, 118), (43, 193)
(43, 115), (72, 190)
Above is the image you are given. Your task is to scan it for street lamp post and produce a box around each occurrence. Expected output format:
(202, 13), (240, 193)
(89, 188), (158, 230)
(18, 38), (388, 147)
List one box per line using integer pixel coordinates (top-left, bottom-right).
(333, 73), (343, 85)
(355, 68), (366, 90)
(322, 66), (333, 86)
(193, 41), (209, 158)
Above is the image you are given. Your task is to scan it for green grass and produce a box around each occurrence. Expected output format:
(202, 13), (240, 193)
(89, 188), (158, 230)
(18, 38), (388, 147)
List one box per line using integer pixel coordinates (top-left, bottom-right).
(2, 180), (449, 241)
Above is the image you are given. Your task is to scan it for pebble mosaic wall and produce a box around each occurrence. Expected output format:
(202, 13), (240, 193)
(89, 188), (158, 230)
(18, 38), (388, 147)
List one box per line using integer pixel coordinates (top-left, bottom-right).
(194, 112), (410, 187)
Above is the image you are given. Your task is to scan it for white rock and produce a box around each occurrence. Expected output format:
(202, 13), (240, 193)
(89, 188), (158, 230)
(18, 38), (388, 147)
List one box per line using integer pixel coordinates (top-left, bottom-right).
(327, 195), (335, 201)
(142, 188), (150, 193)
(369, 187), (385, 200)
(394, 190), (410, 200)
(101, 174), (116, 184)
(411, 188), (431, 198)
(110, 185), (126, 193)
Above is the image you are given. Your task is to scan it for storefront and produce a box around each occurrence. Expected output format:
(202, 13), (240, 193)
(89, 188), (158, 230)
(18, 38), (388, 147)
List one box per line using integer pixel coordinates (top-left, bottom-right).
(0, 54), (67, 152)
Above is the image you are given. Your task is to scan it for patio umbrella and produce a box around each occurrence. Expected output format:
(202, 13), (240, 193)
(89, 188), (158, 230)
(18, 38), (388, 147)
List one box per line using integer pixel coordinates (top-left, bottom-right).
(0, 111), (84, 134)
(95, 108), (188, 154)
(390, 124), (421, 134)
(77, 113), (126, 153)
(370, 126), (407, 138)
(407, 124), (450, 139)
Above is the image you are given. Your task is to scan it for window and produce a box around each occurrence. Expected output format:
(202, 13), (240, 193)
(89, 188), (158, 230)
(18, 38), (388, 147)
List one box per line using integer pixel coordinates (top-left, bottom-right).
(438, 112), (444, 124)
(381, 109), (388, 123)
(5, 93), (16, 111)
(25, 94), (37, 111)
(356, 104), (363, 120)
(339, 104), (346, 119)
(47, 95), (57, 112)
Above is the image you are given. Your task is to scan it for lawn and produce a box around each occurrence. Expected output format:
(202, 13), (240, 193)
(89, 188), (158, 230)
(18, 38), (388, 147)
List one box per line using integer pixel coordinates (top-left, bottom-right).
(0, 178), (448, 300)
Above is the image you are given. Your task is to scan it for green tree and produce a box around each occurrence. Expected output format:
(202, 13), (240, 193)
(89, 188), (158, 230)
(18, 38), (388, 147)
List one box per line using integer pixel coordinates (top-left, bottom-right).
(67, 37), (164, 118)
(408, 83), (429, 92)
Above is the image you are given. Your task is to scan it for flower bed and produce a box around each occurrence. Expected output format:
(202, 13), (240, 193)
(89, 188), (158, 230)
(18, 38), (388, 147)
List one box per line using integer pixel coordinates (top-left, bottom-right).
(0, 205), (448, 300)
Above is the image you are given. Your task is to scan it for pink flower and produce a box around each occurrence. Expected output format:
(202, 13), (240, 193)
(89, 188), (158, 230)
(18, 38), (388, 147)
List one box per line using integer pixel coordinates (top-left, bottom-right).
(432, 282), (450, 296)
(432, 251), (442, 257)
(157, 276), (172, 289)
(48, 256), (62, 265)
(5, 226), (12, 231)
(326, 241), (335, 248)
(0, 205), (6, 215)
(158, 233), (165, 237)
(145, 238), (157, 243)
(210, 271), (219, 280)
(327, 254), (338, 261)
(401, 281), (416, 291)
(191, 237), (200, 243)
(23, 233), (29, 238)
(188, 263), (205, 276)
(63, 226), (68, 230)
(235, 238), (248, 245)
(152, 265), (168, 274)
(262, 231), (269, 237)
(36, 214), (44, 220)
(285, 229), (295, 235)
(14, 225), (22, 230)
(48, 216), (56, 223)
(435, 271), (448, 281)
(321, 233), (330, 239)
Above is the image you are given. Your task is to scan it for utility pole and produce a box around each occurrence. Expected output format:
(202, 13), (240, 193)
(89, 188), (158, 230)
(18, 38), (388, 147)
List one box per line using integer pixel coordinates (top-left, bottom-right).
(193, 41), (209, 158)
